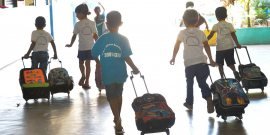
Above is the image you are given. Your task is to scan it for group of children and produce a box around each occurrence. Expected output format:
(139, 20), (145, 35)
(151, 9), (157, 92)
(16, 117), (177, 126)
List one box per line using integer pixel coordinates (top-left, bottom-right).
(23, 1), (242, 134)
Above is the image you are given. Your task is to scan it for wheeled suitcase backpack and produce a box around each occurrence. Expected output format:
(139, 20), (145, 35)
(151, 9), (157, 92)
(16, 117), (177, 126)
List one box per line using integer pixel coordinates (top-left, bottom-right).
(19, 57), (50, 101)
(208, 65), (249, 121)
(234, 46), (268, 93)
(130, 72), (175, 135)
(48, 58), (74, 97)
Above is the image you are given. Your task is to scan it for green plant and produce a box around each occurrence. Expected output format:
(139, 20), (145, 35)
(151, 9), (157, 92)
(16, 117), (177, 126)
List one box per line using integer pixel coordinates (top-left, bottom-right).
(255, 7), (270, 24)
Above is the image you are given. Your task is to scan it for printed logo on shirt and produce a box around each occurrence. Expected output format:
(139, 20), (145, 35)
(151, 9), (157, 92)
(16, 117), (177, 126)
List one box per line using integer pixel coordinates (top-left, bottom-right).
(186, 36), (200, 46)
(102, 43), (122, 58)
(82, 26), (92, 35)
(220, 27), (230, 35)
(36, 36), (47, 45)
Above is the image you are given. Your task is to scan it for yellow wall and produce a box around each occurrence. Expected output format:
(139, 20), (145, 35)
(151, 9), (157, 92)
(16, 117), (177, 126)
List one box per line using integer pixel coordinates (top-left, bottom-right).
(25, 0), (34, 6)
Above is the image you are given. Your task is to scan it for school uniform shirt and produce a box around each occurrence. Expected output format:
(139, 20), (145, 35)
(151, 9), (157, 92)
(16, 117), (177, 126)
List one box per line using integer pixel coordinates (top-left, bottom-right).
(212, 21), (236, 51)
(31, 30), (53, 52)
(73, 19), (98, 51)
(177, 27), (208, 67)
(96, 12), (106, 37)
(92, 33), (132, 86)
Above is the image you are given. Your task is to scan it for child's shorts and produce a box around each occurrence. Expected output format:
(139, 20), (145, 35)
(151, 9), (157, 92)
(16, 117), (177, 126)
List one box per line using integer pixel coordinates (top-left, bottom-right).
(216, 48), (236, 66)
(105, 83), (124, 102)
(77, 50), (94, 61)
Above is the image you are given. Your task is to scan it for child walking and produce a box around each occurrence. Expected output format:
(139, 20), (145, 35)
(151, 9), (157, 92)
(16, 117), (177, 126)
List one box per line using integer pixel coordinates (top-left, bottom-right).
(207, 7), (241, 81)
(92, 11), (139, 133)
(180, 1), (209, 31)
(170, 9), (217, 113)
(94, 2), (108, 37)
(24, 16), (57, 73)
(65, 4), (99, 89)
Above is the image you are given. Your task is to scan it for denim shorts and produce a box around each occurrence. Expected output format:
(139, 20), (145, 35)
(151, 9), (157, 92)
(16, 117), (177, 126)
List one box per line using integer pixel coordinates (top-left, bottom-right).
(31, 51), (49, 73)
(77, 50), (94, 61)
(216, 49), (236, 66)
(105, 83), (124, 102)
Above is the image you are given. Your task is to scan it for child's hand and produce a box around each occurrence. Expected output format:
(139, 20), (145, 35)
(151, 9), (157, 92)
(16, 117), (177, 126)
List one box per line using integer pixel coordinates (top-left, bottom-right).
(133, 68), (140, 75)
(210, 60), (217, 67)
(236, 44), (241, 49)
(170, 58), (175, 65)
(53, 54), (57, 59)
(65, 44), (72, 47)
(24, 54), (30, 59)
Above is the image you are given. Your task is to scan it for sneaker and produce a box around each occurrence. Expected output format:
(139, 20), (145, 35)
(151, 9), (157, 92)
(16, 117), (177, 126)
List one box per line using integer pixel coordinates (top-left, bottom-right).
(183, 102), (193, 110)
(234, 71), (241, 82)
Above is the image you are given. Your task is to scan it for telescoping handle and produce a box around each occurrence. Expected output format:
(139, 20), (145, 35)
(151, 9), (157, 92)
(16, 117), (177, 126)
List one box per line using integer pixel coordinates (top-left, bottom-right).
(234, 46), (252, 65)
(48, 57), (62, 70)
(130, 71), (149, 98)
(207, 64), (226, 85)
(21, 56), (32, 69)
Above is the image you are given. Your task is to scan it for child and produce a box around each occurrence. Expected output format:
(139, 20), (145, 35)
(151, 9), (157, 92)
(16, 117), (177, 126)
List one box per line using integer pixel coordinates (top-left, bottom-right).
(92, 11), (139, 133)
(207, 7), (241, 81)
(66, 4), (100, 89)
(180, 1), (209, 31)
(170, 9), (217, 113)
(94, 2), (108, 37)
(24, 16), (57, 73)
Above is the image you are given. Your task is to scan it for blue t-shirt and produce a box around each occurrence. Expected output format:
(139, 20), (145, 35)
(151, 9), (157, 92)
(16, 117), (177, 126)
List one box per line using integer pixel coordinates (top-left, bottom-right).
(96, 12), (105, 37)
(92, 33), (133, 85)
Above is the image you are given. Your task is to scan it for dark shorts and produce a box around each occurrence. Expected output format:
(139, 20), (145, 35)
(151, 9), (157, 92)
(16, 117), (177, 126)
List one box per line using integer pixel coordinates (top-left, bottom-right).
(216, 49), (236, 66)
(105, 83), (124, 102)
(31, 51), (49, 73)
(77, 50), (94, 61)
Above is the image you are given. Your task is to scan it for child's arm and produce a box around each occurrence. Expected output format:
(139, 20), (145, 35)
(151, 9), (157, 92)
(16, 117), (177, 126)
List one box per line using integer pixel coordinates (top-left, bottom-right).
(170, 40), (181, 65)
(98, 2), (105, 12)
(204, 20), (209, 32)
(65, 34), (77, 47)
(93, 33), (98, 41)
(24, 41), (36, 59)
(231, 32), (241, 49)
(203, 42), (217, 67)
(50, 41), (58, 59)
(207, 31), (216, 40)
(124, 56), (139, 74)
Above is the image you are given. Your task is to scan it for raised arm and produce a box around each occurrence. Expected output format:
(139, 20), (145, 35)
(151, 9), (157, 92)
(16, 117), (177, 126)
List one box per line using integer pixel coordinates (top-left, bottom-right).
(170, 40), (181, 65)
(203, 42), (217, 67)
(65, 34), (77, 47)
(204, 20), (209, 32)
(231, 32), (241, 49)
(24, 41), (36, 58)
(98, 2), (105, 12)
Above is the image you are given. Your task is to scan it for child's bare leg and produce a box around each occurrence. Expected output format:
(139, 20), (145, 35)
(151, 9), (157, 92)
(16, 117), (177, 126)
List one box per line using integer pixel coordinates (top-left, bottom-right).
(218, 65), (224, 78)
(229, 64), (240, 81)
(79, 60), (85, 86)
(84, 60), (91, 87)
(109, 97), (122, 130)
(116, 96), (122, 118)
(228, 64), (236, 72)
(205, 96), (214, 113)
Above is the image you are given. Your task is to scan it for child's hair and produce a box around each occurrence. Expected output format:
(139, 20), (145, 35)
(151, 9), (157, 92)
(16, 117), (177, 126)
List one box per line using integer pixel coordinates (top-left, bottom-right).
(107, 11), (121, 28)
(75, 4), (91, 15)
(35, 16), (46, 29)
(94, 6), (101, 24)
(215, 7), (227, 20)
(186, 1), (194, 8)
(182, 9), (199, 25)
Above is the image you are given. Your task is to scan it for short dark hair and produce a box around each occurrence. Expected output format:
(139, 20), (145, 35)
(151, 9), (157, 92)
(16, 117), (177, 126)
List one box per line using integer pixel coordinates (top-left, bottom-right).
(75, 4), (91, 15)
(215, 7), (227, 20)
(183, 9), (199, 25)
(107, 11), (121, 28)
(35, 16), (46, 29)
(186, 1), (194, 8)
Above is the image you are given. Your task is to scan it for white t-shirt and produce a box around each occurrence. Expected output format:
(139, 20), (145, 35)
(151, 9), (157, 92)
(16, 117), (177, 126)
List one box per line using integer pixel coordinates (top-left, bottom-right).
(31, 30), (53, 52)
(177, 27), (208, 67)
(212, 21), (236, 51)
(73, 19), (98, 51)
